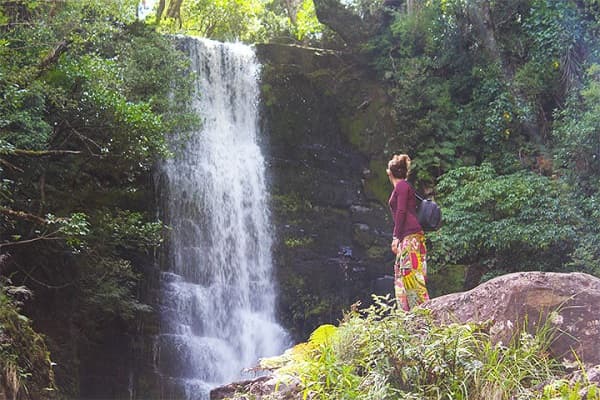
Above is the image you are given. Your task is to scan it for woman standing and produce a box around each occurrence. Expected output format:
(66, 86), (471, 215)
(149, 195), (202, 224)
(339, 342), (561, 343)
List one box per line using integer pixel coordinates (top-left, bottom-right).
(387, 154), (430, 311)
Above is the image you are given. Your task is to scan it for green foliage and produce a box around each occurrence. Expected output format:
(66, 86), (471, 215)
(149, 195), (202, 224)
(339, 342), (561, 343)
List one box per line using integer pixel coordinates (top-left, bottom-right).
(523, 0), (584, 62)
(0, 79), (51, 150)
(554, 64), (600, 193)
(149, 0), (325, 43)
(93, 209), (163, 250)
(0, 280), (55, 399)
(253, 298), (585, 400)
(54, 212), (91, 249)
(429, 164), (579, 275)
(308, 323), (337, 346)
(0, 1), (195, 395)
(361, 0), (600, 280)
(373, 4), (463, 183)
(367, 0), (599, 179)
(76, 257), (152, 322)
(551, 64), (600, 277)
(154, 0), (264, 40)
(541, 361), (600, 400)
(566, 213), (600, 277)
(367, 0), (532, 183)
(0, 0), (190, 264)
(293, 0), (325, 41)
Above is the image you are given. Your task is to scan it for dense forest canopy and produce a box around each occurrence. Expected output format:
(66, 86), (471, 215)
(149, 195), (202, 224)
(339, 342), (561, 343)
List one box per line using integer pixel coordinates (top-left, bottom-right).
(149, 0), (326, 41)
(1, 0), (600, 398)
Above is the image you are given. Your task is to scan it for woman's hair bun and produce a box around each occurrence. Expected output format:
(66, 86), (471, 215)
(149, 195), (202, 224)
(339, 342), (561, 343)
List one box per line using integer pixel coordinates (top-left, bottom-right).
(388, 154), (411, 179)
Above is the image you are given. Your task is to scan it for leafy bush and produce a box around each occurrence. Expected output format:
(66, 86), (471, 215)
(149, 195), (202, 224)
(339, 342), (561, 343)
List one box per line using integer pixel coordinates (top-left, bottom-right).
(428, 164), (579, 275)
(251, 297), (590, 400)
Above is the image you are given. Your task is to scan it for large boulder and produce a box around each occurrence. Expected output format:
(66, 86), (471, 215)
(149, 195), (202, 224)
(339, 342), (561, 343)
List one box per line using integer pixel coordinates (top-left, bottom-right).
(425, 271), (600, 366)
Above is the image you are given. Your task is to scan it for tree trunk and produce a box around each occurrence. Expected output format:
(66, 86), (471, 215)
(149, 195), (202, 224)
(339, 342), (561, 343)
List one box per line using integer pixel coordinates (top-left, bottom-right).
(283, 0), (302, 27)
(156, 0), (166, 23)
(166, 0), (184, 19)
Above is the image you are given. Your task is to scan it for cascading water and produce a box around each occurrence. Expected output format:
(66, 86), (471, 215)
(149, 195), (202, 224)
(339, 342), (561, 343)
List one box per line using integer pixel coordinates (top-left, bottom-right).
(155, 37), (288, 400)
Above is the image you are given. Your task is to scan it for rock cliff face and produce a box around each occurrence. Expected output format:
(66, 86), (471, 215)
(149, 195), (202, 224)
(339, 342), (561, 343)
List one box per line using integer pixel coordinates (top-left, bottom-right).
(255, 43), (399, 340)
(255, 43), (467, 340)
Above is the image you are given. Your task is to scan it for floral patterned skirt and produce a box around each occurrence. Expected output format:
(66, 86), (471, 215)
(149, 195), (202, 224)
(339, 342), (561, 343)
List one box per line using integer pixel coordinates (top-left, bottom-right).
(394, 232), (429, 311)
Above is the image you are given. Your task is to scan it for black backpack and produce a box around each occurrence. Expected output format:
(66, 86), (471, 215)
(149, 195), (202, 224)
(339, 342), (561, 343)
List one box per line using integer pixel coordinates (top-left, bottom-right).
(415, 192), (442, 232)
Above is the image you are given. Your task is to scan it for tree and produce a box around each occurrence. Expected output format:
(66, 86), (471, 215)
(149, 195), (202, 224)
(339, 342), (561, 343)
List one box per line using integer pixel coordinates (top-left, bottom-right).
(552, 63), (600, 276)
(151, 0), (325, 43)
(0, 1), (197, 395)
(429, 164), (579, 283)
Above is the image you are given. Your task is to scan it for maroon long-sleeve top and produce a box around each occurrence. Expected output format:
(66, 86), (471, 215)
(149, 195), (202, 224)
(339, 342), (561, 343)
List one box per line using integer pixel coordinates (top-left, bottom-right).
(389, 180), (422, 240)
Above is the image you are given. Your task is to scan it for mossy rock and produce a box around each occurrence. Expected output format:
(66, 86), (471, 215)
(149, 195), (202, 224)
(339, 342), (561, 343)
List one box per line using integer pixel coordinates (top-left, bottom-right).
(339, 91), (395, 155)
(363, 158), (391, 205)
(353, 223), (377, 248)
(284, 236), (315, 248)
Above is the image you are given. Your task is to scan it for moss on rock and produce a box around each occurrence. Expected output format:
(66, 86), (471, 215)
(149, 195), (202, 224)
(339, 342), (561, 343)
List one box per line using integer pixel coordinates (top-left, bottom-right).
(363, 159), (391, 205)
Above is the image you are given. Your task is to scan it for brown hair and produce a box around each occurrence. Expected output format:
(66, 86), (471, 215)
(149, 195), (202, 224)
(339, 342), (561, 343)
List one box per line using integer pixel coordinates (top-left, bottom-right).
(387, 154), (411, 179)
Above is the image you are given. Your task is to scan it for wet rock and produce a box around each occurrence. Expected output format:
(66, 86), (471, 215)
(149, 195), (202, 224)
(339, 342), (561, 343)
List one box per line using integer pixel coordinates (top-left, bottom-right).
(210, 375), (301, 400)
(425, 271), (600, 366)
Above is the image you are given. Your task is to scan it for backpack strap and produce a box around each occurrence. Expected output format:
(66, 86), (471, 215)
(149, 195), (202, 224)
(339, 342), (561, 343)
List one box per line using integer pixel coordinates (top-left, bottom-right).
(407, 182), (426, 202)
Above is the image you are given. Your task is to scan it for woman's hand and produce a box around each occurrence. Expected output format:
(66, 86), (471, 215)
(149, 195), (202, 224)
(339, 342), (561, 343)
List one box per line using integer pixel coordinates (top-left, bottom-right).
(391, 238), (400, 254)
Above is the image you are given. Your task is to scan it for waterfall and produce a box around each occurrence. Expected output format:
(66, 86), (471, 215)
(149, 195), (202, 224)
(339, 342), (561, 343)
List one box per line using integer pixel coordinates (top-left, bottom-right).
(156, 37), (288, 400)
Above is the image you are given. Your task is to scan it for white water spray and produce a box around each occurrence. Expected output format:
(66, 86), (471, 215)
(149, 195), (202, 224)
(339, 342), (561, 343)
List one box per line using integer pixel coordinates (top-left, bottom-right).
(156, 37), (288, 400)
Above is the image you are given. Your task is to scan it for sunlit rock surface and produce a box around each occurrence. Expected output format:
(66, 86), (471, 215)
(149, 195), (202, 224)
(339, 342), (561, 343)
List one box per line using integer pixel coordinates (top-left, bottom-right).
(426, 271), (600, 366)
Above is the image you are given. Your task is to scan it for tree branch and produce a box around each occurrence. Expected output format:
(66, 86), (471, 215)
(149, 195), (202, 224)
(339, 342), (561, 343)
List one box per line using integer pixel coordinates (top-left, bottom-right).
(0, 207), (48, 225)
(64, 120), (103, 156)
(0, 233), (63, 249)
(21, 264), (75, 289)
(0, 158), (25, 172)
(36, 39), (71, 78)
(9, 149), (81, 156)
